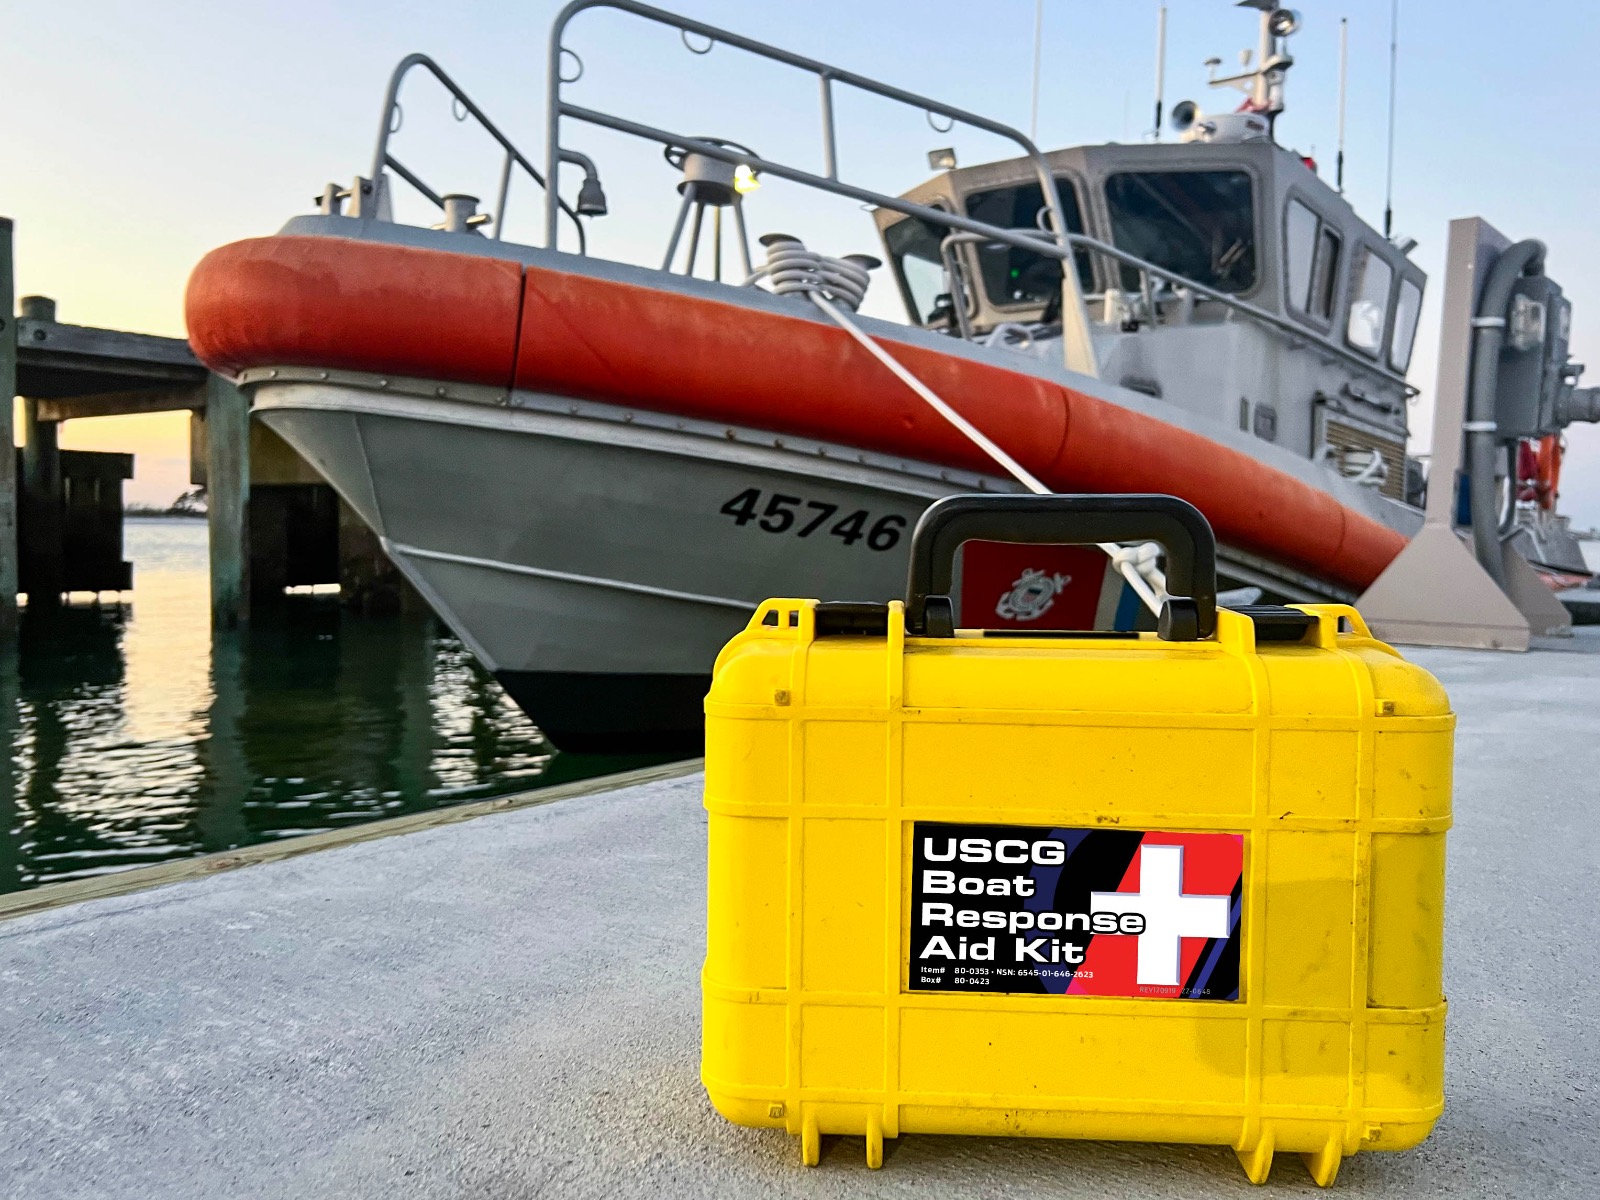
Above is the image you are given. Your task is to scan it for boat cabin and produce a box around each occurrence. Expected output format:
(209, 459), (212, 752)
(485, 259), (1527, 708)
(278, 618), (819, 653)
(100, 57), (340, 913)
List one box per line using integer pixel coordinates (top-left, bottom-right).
(876, 137), (1426, 505)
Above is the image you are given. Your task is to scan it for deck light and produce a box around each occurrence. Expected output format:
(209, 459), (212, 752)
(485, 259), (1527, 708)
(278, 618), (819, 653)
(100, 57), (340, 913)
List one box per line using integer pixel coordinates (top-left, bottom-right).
(576, 174), (609, 217)
(927, 147), (957, 171)
(733, 164), (760, 195)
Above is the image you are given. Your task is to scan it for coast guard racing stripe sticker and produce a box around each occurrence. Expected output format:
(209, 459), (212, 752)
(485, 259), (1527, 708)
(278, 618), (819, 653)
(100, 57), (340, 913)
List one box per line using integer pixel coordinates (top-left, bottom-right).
(908, 822), (1243, 1000)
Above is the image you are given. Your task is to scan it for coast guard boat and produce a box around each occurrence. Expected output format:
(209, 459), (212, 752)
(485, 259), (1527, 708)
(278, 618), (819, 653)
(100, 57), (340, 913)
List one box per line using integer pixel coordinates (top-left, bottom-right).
(184, 1), (1595, 749)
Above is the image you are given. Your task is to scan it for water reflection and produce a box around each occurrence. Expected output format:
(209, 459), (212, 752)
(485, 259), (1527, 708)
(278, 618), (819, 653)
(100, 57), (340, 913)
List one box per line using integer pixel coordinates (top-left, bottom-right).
(0, 519), (674, 895)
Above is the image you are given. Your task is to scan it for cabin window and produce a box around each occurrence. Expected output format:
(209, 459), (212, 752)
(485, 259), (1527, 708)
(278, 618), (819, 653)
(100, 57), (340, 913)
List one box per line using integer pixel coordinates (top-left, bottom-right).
(1346, 248), (1394, 356)
(962, 179), (1094, 306)
(1284, 198), (1342, 322)
(1390, 277), (1423, 372)
(1285, 200), (1317, 308)
(883, 211), (954, 325)
(1312, 226), (1342, 319)
(1104, 170), (1256, 293)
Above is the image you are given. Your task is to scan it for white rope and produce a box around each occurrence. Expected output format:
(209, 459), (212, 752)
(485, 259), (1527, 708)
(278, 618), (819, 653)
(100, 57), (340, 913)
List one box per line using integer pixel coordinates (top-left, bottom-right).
(746, 237), (1166, 616)
(745, 235), (874, 311)
(1318, 444), (1389, 489)
(1348, 448), (1389, 487)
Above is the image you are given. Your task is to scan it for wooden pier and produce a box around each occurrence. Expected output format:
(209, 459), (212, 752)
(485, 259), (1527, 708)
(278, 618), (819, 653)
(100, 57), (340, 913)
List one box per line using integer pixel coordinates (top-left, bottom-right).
(0, 217), (408, 622)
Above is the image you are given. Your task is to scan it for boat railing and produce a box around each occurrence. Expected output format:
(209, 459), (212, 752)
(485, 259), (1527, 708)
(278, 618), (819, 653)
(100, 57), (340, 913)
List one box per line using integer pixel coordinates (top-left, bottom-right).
(370, 53), (590, 252)
(542, 0), (1099, 377)
(939, 229), (1418, 397)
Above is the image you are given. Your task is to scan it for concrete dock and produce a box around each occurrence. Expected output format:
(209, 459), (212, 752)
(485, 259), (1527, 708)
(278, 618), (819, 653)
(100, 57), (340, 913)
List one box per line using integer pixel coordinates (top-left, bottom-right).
(2, 635), (1597, 1198)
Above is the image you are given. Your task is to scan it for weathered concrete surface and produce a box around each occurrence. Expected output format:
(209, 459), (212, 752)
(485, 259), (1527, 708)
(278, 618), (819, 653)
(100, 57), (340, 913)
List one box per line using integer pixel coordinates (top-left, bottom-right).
(2, 633), (1597, 1198)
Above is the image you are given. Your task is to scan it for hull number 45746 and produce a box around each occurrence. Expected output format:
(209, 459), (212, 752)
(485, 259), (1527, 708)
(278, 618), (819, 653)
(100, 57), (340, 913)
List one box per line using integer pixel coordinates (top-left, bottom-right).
(718, 488), (905, 551)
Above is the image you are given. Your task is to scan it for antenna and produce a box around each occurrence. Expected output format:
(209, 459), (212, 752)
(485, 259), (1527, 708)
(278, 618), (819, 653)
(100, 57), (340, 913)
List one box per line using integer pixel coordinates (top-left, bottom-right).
(1030, 0), (1044, 142)
(1383, 0), (1398, 237)
(1153, 5), (1168, 141)
(1336, 17), (1348, 192)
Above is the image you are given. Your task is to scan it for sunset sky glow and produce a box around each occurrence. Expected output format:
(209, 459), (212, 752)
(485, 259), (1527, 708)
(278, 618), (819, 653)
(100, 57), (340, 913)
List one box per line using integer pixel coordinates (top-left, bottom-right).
(5, 0), (1597, 523)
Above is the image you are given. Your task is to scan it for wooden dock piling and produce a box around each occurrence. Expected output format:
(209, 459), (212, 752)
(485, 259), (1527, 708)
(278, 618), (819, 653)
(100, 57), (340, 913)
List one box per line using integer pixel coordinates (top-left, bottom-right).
(0, 219), (17, 628)
(19, 297), (63, 608)
(205, 374), (250, 627)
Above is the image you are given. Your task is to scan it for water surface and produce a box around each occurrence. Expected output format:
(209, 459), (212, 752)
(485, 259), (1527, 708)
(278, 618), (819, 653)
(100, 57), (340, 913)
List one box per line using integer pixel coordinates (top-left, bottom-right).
(0, 518), (672, 895)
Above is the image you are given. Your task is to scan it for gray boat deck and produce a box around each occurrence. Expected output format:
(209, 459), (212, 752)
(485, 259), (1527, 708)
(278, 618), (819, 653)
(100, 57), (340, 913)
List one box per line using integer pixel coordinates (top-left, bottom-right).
(3, 634), (1598, 1198)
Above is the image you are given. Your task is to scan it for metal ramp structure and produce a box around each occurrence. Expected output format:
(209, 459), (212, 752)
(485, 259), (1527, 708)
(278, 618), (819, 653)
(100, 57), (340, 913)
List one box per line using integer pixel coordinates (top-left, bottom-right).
(1360, 217), (1590, 650)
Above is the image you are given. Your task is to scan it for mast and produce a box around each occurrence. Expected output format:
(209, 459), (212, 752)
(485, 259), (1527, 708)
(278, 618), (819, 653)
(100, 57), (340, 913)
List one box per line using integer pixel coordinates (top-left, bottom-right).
(1201, 3), (1298, 137)
(1251, 4), (1274, 111)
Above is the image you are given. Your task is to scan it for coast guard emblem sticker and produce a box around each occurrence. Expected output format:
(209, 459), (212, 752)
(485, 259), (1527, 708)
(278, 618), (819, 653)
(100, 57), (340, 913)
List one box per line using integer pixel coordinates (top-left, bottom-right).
(995, 567), (1071, 622)
(908, 823), (1244, 999)
(958, 540), (1106, 631)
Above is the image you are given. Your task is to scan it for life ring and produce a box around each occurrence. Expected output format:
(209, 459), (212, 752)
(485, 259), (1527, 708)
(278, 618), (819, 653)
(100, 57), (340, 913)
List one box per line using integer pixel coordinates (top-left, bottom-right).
(1536, 435), (1562, 510)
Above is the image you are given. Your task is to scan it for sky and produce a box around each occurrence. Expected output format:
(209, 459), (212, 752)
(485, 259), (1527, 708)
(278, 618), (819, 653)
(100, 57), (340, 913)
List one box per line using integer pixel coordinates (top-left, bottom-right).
(4, 0), (1598, 525)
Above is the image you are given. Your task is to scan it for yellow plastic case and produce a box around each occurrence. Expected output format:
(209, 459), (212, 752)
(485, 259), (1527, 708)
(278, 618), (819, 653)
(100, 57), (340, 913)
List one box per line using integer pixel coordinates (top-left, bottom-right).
(701, 495), (1452, 1187)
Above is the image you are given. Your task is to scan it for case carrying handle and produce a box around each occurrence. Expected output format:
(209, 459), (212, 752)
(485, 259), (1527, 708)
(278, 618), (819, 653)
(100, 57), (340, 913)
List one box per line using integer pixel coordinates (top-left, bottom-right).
(903, 493), (1218, 641)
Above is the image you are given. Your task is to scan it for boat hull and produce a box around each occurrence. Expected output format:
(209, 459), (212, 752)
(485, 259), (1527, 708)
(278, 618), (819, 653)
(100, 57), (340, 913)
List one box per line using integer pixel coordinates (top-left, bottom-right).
(254, 377), (978, 749)
(188, 231), (1416, 595)
(491, 671), (710, 754)
(255, 371), (1365, 751)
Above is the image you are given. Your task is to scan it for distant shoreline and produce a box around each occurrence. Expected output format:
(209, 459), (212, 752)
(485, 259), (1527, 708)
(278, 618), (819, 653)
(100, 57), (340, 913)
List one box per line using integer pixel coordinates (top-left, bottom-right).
(123, 510), (207, 521)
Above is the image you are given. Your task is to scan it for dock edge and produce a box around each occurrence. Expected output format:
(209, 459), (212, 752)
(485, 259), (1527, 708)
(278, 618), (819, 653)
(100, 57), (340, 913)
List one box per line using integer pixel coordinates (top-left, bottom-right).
(0, 758), (705, 922)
